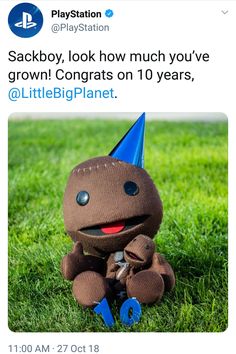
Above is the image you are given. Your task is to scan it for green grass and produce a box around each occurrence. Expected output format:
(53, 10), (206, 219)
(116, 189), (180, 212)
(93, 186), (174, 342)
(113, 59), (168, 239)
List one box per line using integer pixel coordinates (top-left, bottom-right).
(8, 118), (228, 332)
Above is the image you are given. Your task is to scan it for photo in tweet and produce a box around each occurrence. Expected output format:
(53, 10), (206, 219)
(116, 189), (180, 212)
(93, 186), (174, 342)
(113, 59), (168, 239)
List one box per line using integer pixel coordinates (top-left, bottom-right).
(8, 113), (227, 332)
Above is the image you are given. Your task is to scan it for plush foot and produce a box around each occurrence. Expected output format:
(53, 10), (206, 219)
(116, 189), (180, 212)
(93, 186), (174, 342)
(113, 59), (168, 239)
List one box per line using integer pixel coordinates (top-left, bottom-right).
(126, 270), (164, 304)
(72, 271), (110, 307)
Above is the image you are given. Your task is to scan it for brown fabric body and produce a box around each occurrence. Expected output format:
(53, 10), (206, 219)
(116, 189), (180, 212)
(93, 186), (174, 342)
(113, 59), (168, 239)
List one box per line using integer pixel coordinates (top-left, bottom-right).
(63, 156), (163, 256)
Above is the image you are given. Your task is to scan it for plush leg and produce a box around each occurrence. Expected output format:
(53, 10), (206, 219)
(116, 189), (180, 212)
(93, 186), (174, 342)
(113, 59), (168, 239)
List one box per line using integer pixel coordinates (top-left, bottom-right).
(126, 270), (164, 304)
(72, 271), (111, 307)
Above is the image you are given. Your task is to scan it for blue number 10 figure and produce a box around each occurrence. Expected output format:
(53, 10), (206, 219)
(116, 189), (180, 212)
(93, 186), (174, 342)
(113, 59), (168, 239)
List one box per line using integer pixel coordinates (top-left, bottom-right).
(94, 297), (142, 327)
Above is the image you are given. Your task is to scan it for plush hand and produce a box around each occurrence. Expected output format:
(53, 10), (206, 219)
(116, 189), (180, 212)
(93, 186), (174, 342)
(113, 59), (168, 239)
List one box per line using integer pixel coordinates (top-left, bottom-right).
(61, 242), (105, 281)
(106, 257), (119, 280)
(149, 253), (175, 291)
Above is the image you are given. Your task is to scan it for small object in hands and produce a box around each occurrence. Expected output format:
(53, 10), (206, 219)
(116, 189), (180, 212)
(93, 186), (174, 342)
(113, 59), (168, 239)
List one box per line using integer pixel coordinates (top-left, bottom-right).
(109, 235), (166, 304)
(111, 235), (155, 284)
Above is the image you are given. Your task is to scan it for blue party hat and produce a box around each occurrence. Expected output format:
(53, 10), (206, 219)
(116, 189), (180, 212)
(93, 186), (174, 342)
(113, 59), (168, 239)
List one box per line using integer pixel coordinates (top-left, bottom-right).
(109, 113), (145, 168)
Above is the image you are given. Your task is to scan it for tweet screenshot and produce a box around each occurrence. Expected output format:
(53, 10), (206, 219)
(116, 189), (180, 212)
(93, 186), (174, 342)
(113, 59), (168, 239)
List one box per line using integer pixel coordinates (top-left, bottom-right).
(1, 0), (235, 353)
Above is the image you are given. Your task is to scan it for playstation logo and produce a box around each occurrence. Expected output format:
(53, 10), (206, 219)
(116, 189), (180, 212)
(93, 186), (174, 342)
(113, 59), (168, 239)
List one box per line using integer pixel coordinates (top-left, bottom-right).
(8, 3), (43, 38)
(14, 12), (37, 29)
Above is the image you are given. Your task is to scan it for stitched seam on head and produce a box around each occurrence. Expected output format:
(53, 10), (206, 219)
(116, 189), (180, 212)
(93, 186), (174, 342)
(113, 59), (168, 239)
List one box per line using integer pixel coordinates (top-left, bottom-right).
(73, 161), (125, 173)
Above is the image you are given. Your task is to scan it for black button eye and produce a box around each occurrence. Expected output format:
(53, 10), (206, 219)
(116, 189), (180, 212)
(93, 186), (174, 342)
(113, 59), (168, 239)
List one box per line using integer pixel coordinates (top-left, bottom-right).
(145, 244), (150, 250)
(76, 191), (90, 206)
(124, 181), (139, 196)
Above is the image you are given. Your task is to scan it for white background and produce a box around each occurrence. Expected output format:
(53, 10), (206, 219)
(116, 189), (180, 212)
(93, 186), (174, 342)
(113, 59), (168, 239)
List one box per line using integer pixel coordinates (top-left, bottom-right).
(1, 1), (235, 354)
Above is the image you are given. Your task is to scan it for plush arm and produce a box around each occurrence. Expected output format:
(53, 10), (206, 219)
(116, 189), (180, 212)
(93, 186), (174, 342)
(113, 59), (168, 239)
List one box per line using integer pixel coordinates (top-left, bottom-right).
(105, 253), (119, 279)
(61, 242), (105, 281)
(149, 252), (175, 291)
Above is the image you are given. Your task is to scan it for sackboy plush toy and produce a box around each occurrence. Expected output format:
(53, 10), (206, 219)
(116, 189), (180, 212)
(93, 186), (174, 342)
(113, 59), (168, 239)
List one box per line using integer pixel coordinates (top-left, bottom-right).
(61, 114), (175, 307)
(106, 235), (167, 303)
(106, 235), (156, 286)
